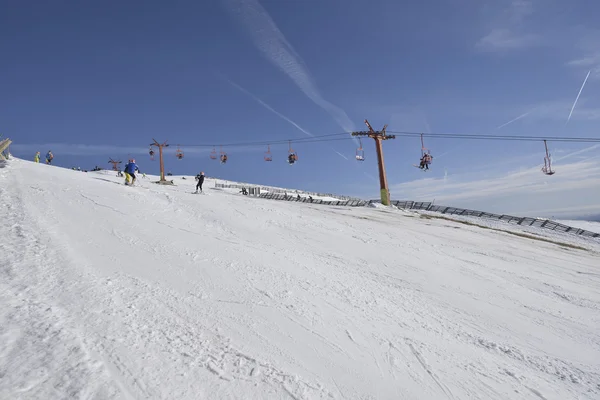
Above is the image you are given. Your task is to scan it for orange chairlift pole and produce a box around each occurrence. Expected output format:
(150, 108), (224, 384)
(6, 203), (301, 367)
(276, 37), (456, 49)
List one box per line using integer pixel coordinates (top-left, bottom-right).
(150, 139), (169, 182)
(108, 158), (122, 171)
(351, 119), (396, 205)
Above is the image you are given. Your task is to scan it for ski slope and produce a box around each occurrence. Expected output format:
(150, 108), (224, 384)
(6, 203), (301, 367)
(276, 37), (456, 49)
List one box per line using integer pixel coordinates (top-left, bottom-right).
(1, 158), (599, 400)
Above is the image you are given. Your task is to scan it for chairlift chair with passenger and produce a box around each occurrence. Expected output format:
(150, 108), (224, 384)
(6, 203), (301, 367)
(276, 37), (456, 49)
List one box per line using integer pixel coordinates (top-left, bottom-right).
(356, 138), (365, 161)
(220, 146), (228, 164)
(175, 145), (184, 160)
(541, 140), (556, 175)
(264, 145), (272, 162)
(287, 141), (298, 165)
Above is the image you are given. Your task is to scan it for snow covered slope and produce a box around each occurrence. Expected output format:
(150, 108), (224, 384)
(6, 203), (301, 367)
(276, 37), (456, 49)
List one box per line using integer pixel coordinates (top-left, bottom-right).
(2, 158), (600, 400)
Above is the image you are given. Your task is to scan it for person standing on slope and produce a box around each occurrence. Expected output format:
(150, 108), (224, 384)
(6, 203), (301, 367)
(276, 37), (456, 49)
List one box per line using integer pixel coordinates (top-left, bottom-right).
(34, 152), (40, 163)
(194, 171), (205, 193)
(124, 159), (140, 186)
(45, 151), (53, 164)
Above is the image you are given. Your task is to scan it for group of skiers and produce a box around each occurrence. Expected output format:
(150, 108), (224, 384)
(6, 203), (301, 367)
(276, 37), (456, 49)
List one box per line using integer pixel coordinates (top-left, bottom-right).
(33, 150), (207, 192)
(34, 151), (53, 164)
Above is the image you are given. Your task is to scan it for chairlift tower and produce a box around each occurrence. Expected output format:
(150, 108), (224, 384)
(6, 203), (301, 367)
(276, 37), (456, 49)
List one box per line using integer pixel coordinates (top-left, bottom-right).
(108, 158), (122, 171)
(352, 119), (396, 205)
(150, 139), (171, 183)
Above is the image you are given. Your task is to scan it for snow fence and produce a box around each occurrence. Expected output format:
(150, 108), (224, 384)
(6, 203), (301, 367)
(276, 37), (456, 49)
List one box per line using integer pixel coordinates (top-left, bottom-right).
(253, 192), (599, 240)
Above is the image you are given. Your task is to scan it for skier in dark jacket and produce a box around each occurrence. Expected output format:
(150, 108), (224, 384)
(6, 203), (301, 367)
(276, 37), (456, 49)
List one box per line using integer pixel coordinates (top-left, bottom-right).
(195, 172), (205, 193)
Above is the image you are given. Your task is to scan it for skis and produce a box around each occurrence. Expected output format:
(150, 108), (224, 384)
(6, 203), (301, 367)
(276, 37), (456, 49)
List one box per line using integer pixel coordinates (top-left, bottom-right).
(413, 165), (429, 171)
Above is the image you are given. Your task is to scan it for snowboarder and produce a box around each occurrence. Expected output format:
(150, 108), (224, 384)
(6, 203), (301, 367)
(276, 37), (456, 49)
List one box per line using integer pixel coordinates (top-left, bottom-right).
(194, 172), (205, 193)
(124, 158), (140, 185)
(34, 152), (40, 163)
(45, 151), (53, 164)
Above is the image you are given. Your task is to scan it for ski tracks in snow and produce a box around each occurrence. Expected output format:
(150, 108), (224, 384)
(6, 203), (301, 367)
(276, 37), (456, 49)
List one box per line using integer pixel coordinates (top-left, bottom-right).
(1, 165), (332, 399)
(0, 179), (122, 399)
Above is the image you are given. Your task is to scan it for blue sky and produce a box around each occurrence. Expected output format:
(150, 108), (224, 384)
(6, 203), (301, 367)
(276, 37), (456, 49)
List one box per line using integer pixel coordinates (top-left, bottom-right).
(2, 0), (600, 218)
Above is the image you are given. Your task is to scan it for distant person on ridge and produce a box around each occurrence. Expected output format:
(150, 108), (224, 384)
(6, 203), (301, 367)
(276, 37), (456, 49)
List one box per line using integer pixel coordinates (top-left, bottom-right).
(34, 152), (40, 163)
(45, 151), (53, 164)
(124, 158), (140, 185)
(195, 172), (205, 193)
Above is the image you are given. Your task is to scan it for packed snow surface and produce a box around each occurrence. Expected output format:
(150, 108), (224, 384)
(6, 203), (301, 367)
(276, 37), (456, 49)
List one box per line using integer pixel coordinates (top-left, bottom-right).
(1, 158), (600, 400)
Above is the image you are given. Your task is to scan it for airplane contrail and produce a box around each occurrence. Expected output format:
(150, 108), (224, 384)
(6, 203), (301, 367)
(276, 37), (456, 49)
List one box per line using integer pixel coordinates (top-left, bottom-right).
(566, 70), (591, 125)
(496, 110), (533, 129)
(219, 75), (351, 160)
(220, 75), (313, 137)
(221, 0), (356, 138)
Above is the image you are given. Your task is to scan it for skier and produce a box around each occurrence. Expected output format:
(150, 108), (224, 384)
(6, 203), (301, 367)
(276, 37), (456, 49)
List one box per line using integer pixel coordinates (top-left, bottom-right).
(45, 151), (53, 164)
(194, 172), (205, 193)
(34, 152), (40, 163)
(123, 158), (140, 185)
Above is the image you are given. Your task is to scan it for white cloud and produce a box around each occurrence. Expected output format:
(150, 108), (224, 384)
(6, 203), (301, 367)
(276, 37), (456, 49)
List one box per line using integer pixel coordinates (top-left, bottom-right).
(221, 0), (356, 134)
(477, 29), (540, 51)
(10, 143), (149, 157)
(476, 0), (541, 52)
(567, 35), (600, 81)
(9, 143), (264, 158)
(387, 146), (600, 218)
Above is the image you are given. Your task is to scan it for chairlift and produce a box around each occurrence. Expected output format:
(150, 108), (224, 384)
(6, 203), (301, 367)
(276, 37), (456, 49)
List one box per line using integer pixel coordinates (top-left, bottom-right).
(355, 138), (365, 161)
(219, 145), (228, 164)
(209, 147), (218, 160)
(264, 145), (272, 162)
(175, 145), (184, 160)
(415, 133), (432, 170)
(541, 140), (555, 175)
(287, 141), (298, 165)
(149, 147), (155, 161)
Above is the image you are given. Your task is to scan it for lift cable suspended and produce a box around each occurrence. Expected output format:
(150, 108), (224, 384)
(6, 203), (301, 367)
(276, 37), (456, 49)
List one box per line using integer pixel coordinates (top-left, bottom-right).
(175, 131), (600, 150)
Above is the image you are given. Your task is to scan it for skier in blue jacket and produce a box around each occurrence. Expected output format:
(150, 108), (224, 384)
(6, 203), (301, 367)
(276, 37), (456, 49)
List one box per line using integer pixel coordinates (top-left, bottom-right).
(123, 159), (140, 185)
